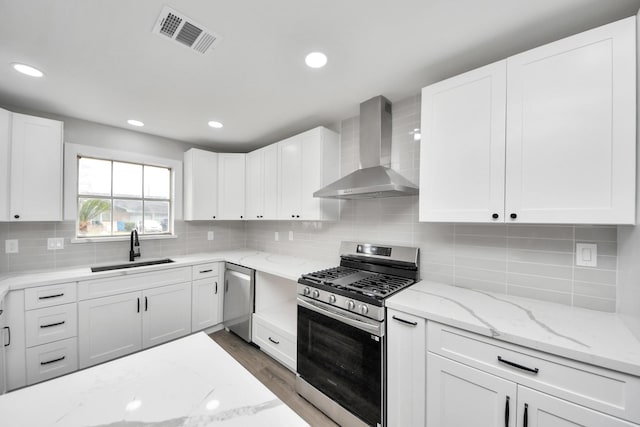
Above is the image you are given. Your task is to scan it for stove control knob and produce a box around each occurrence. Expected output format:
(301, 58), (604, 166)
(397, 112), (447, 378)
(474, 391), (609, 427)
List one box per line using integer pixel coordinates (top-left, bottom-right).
(329, 295), (337, 304)
(312, 290), (320, 299)
(303, 287), (311, 296)
(359, 304), (369, 315)
(347, 300), (356, 310)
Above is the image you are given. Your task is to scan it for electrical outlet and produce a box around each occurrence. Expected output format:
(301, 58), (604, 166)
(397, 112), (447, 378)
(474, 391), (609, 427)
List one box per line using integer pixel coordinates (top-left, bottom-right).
(47, 237), (64, 250)
(5, 239), (18, 254)
(274, 232), (279, 241)
(576, 243), (597, 267)
(207, 231), (214, 241)
(289, 231), (294, 241)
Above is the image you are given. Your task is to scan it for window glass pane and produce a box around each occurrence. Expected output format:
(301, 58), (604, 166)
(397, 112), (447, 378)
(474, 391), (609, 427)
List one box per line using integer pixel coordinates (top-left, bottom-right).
(78, 198), (112, 236)
(144, 166), (170, 199)
(113, 162), (142, 198)
(78, 158), (111, 196)
(143, 201), (170, 234)
(113, 199), (143, 235)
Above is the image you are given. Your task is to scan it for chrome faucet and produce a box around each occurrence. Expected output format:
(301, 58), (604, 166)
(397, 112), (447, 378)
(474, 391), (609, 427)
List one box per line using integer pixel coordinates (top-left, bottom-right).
(130, 229), (141, 262)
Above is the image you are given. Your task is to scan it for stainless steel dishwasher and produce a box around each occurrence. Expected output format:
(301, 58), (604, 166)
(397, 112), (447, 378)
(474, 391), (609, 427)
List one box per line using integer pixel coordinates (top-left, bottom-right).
(223, 263), (255, 343)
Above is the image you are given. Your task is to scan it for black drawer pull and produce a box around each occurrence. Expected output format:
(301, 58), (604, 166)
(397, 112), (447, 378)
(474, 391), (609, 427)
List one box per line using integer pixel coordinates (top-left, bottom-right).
(41, 356), (65, 365)
(268, 337), (280, 345)
(392, 315), (418, 326)
(504, 396), (510, 427)
(145, 296), (148, 311)
(215, 281), (218, 294)
(39, 293), (64, 300)
(523, 403), (529, 427)
(40, 321), (66, 329)
(498, 356), (539, 374)
(199, 269), (213, 273)
(3, 326), (9, 347)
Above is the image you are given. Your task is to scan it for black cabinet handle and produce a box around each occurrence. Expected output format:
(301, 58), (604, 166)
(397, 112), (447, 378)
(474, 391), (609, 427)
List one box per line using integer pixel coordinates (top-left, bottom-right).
(13, 214), (19, 219)
(215, 281), (218, 294)
(492, 213), (499, 219)
(291, 214), (295, 218)
(497, 356), (539, 374)
(40, 321), (65, 329)
(296, 215), (300, 218)
(145, 296), (148, 311)
(504, 396), (510, 427)
(510, 213), (517, 219)
(213, 215), (216, 219)
(392, 315), (418, 326)
(3, 326), (9, 347)
(199, 269), (213, 274)
(523, 403), (528, 427)
(268, 337), (280, 345)
(39, 293), (64, 300)
(41, 356), (65, 366)
(137, 298), (140, 313)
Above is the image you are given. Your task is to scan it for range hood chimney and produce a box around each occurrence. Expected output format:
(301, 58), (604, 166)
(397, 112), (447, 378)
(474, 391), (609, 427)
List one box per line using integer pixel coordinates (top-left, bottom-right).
(313, 95), (419, 199)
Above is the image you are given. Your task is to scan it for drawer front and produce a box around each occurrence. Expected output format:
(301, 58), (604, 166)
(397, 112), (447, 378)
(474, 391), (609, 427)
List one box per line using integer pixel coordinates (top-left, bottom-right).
(252, 318), (296, 371)
(427, 321), (640, 424)
(25, 303), (77, 347)
(26, 337), (78, 385)
(78, 267), (190, 300)
(192, 262), (220, 280)
(25, 282), (76, 310)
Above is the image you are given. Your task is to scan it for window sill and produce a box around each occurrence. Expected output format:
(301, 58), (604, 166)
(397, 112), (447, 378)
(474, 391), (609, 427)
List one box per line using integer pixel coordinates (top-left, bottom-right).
(70, 234), (178, 244)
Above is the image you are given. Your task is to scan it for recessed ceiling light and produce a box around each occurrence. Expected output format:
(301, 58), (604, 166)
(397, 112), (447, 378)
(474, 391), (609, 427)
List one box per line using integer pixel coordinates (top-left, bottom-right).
(11, 63), (44, 78)
(208, 121), (223, 129)
(127, 119), (144, 127)
(305, 52), (327, 69)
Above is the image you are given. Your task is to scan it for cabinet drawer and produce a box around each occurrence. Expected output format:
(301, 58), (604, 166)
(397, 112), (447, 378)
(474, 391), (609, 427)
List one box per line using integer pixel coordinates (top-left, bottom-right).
(25, 303), (77, 347)
(192, 263), (219, 280)
(25, 282), (76, 310)
(252, 317), (296, 371)
(26, 337), (78, 385)
(427, 321), (640, 424)
(78, 267), (190, 300)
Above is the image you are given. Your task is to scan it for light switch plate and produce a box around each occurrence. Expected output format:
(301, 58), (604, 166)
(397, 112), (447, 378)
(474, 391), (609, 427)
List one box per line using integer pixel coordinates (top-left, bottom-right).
(5, 239), (18, 254)
(274, 232), (279, 241)
(207, 231), (214, 241)
(576, 243), (597, 267)
(47, 237), (64, 250)
(289, 231), (294, 241)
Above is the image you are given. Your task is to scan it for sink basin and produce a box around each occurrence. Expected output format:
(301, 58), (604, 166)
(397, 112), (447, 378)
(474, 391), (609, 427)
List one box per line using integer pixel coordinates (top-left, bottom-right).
(91, 258), (175, 273)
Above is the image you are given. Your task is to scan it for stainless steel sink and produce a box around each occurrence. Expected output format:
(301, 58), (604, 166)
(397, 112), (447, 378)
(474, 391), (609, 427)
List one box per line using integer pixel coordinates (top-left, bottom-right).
(91, 258), (175, 273)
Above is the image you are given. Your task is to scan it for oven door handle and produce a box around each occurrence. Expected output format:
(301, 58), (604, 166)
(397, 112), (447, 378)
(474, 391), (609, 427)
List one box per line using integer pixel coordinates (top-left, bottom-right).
(297, 297), (383, 336)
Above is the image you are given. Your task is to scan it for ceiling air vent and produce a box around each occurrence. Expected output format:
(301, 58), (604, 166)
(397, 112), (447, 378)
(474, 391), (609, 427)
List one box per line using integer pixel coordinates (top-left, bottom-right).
(152, 6), (221, 54)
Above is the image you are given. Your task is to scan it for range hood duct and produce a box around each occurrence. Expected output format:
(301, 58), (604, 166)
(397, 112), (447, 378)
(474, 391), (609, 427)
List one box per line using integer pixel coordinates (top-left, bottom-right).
(313, 96), (419, 200)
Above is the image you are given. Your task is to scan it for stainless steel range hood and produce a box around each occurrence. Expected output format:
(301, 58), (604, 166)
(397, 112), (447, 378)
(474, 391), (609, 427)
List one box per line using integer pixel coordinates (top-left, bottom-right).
(313, 96), (419, 199)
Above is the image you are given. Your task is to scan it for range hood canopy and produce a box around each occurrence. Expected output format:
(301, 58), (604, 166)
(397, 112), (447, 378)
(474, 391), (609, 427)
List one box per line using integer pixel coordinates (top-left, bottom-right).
(314, 95), (419, 200)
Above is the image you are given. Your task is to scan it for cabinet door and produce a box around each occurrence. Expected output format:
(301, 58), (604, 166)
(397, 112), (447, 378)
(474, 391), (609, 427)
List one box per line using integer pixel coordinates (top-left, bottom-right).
(0, 301), (6, 394)
(262, 144), (279, 219)
(0, 108), (10, 222)
(517, 386), (636, 427)
(78, 291), (142, 368)
(184, 149), (218, 220)
(505, 17), (636, 224)
(387, 310), (426, 427)
(10, 113), (63, 221)
(191, 277), (221, 331)
(278, 135), (302, 219)
(217, 153), (246, 220)
(300, 130), (323, 220)
(142, 282), (191, 348)
(427, 353), (517, 427)
(245, 149), (265, 219)
(420, 61), (507, 223)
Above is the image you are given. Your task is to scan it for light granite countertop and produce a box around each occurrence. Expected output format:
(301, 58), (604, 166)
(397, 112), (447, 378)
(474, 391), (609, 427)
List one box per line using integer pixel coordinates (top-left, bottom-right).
(0, 332), (309, 427)
(387, 281), (640, 377)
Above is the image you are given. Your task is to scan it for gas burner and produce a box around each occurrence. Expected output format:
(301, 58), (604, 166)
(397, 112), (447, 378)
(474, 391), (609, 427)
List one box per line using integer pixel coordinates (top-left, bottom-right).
(301, 266), (358, 284)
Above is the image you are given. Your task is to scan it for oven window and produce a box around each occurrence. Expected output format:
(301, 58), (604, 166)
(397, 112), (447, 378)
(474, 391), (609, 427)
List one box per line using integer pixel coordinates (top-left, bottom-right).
(297, 305), (382, 426)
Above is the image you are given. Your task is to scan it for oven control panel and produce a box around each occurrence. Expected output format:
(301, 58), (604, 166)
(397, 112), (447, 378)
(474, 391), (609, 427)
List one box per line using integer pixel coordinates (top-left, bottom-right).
(298, 284), (384, 321)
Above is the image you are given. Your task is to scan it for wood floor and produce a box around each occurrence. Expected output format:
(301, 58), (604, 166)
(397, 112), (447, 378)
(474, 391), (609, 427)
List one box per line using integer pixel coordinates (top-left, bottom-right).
(209, 329), (339, 427)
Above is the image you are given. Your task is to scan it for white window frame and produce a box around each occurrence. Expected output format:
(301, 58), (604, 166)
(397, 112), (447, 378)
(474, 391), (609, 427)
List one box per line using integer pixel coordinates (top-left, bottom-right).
(65, 143), (183, 243)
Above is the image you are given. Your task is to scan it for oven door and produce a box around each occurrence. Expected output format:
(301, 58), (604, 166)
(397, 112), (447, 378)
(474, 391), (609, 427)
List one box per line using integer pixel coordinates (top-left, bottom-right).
(297, 296), (384, 427)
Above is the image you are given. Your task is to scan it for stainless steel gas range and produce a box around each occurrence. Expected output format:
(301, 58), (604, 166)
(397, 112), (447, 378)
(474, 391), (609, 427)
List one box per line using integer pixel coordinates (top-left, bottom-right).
(296, 241), (419, 427)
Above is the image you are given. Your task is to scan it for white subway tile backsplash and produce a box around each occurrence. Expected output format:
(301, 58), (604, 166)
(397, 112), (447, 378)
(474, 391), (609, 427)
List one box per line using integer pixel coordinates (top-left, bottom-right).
(573, 295), (616, 312)
(508, 285), (572, 306)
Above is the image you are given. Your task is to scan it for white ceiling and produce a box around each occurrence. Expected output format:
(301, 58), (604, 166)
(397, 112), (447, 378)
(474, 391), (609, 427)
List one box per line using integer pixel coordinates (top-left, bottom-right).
(1, 0), (639, 151)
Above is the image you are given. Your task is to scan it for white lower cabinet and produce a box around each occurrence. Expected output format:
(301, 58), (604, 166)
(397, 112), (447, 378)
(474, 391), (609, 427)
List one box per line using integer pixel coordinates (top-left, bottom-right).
(25, 337), (78, 385)
(252, 314), (296, 371)
(192, 277), (221, 331)
(0, 299), (6, 394)
(386, 309), (426, 427)
(79, 282), (191, 369)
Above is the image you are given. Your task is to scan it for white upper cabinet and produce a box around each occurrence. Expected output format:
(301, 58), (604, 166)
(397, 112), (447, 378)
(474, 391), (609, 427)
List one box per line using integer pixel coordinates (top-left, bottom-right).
(184, 148), (218, 220)
(420, 61), (507, 222)
(6, 113), (63, 222)
(217, 153), (246, 220)
(505, 17), (636, 224)
(246, 144), (278, 220)
(420, 17), (636, 224)
(277, 127), (339, 221)
(0, 108), (10, 222)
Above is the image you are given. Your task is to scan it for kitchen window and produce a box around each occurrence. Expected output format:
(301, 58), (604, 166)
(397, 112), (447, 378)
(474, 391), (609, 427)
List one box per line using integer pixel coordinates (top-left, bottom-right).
(76, 156), (172, 238)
